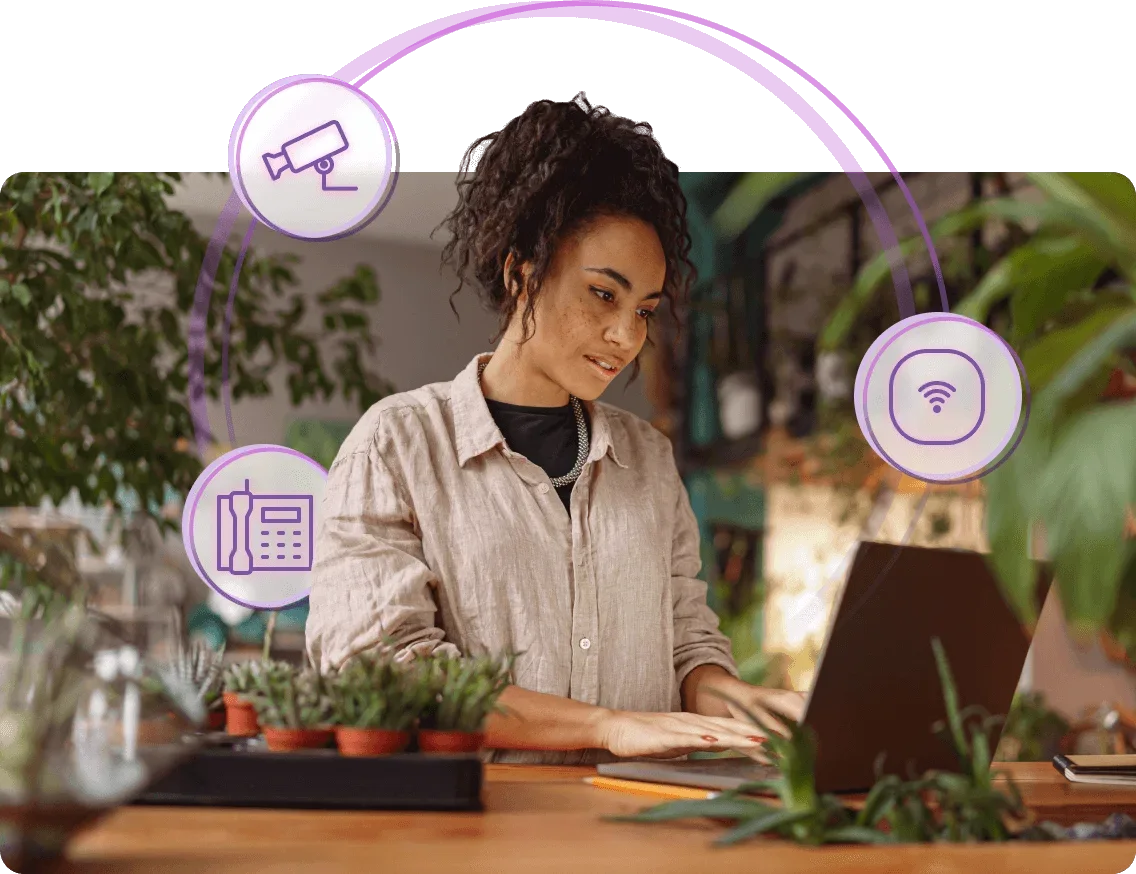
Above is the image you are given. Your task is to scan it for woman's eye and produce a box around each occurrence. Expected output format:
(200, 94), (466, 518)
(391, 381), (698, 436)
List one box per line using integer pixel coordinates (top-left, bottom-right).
(590, 287), (615, 303)
(638, 309), (656, 320)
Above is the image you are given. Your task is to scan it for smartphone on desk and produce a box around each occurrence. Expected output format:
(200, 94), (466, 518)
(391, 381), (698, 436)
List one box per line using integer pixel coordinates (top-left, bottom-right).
(1053, 754), (1136, 784)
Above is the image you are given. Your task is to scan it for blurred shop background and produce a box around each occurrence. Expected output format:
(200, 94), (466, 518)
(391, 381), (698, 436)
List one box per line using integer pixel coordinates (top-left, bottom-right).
(3, 169), (1136, 761)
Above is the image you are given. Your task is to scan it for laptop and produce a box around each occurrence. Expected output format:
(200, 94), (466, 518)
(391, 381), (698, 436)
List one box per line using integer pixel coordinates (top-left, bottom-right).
(598, 540), (1047, 794)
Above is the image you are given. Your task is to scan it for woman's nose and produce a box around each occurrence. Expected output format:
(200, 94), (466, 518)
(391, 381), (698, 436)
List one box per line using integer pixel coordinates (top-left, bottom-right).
(604, 311), (640, 350)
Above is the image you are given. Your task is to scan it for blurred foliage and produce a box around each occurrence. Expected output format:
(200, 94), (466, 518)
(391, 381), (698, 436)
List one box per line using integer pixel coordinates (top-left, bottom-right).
(820, 172), (1136, 653)
(0, 172), (394, 609)
(994, 691), (1069, 762)
(611, 639), (1040, 845)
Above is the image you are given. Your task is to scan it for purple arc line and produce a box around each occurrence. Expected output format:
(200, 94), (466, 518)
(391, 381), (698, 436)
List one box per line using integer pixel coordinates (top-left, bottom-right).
(222, 219), (256, 448)
(331, 0), (926, 320)
(192, 1), (944, 452)
(188, 192), (242, 457)
(640, 5), (949, 313)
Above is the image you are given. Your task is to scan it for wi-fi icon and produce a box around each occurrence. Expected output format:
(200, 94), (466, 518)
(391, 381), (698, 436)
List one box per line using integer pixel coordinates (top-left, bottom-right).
(919, 380), (956, 414)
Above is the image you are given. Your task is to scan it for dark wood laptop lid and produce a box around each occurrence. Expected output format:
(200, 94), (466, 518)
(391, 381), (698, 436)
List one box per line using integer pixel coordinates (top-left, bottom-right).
(805, 540), (1044, 793)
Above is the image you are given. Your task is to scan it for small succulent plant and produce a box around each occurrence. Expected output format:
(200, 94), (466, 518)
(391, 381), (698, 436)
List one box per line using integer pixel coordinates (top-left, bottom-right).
(327, 651), (434, 731)
(244, 662), (333, 729)
(165, 640), (226, 712)
(420, 652), (517, 733)
(222, 658), (272, 697)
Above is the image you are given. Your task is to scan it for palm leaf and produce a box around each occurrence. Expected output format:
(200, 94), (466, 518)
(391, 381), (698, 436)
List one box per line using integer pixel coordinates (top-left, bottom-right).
(607, 796), (770, 824)
(713, 808), (815, 847)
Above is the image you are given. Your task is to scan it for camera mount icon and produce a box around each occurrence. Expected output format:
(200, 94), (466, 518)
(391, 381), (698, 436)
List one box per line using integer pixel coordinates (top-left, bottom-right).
(262, 120), (358, 192)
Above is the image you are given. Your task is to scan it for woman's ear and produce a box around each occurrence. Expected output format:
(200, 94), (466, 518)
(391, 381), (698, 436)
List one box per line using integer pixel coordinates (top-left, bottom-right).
(502, 251), (530, 302)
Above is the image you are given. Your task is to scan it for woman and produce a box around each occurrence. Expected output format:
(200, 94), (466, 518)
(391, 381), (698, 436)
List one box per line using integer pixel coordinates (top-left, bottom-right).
(306, 93), (802, 764)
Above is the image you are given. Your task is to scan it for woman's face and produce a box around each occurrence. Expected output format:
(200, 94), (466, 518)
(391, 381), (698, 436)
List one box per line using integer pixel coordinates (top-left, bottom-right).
(505, 213), (667, 402)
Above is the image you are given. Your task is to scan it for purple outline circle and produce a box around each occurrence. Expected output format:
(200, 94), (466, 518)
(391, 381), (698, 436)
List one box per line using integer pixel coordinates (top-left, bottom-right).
(182, 444), (327, 610)
(856, 314), (1031, 484)
(229, 75), (398, 242)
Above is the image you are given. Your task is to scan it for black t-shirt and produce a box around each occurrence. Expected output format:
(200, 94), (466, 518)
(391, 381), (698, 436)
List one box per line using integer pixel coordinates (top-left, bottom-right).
(484, 397), (590, 513)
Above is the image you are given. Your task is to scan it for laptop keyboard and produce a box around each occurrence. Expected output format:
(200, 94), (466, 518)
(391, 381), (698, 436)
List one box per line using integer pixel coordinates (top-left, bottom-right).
(673, 758), (779, 781)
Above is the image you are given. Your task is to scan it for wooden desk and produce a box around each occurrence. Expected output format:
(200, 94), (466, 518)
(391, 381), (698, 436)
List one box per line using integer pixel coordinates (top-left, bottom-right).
(58, 763), (1136, 873)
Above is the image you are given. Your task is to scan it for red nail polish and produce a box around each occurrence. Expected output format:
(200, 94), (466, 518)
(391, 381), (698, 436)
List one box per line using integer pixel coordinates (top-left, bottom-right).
(749, 736), (765, 742)
(702, 735), (718, 742)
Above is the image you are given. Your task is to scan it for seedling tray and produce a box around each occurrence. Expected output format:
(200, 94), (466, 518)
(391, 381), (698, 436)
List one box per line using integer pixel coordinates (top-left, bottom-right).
(133, 744), (483, 811)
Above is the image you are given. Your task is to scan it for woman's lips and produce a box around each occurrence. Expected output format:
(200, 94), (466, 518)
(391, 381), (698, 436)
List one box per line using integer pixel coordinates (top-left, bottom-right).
(585, 355), (620, 380)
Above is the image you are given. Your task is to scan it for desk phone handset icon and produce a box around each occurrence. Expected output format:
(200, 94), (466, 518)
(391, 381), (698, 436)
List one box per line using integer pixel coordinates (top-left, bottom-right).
(227, 479), (255, 575)
(216, 480), (315, 575)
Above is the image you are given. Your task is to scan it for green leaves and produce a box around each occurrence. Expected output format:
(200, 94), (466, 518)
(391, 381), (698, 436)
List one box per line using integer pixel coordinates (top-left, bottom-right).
(244, 661), (334, 729)
(953, 236), (1106, 339)
(1038, 403), (1136, 629)
(421, 652), (517, 732)
(0, 172), (394, 556)
(710, 172), (803, 241)
(612, 641), (1025, 848)
(327, 648), (435, 731)
(88, 173), (115, 198)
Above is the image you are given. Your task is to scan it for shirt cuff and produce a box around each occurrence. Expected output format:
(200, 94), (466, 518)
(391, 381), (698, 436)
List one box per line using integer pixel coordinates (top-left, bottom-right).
(674, 652), (740, 694)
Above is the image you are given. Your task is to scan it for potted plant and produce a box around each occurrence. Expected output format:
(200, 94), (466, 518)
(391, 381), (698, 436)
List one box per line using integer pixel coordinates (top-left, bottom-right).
(165, 640), (226, 731)
(220, 660), (265, 738)
(328, 652), (433, 756)
(244, 662), (334, 752)
(417, 653), (516, 754)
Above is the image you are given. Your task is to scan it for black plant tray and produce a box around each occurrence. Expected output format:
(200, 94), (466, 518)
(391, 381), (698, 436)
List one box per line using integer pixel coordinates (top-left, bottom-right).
(132, 745), (483, 811)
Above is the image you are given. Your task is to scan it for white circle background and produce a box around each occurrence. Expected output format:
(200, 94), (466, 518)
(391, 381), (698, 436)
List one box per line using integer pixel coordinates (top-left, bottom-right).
(233, 78), (392, 239)
(187, 446), (327, 609)
(856, 315), (1023, 481)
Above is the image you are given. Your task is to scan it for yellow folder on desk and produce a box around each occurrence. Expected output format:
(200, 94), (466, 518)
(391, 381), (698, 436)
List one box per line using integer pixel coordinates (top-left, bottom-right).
(584, 775), (720, 801)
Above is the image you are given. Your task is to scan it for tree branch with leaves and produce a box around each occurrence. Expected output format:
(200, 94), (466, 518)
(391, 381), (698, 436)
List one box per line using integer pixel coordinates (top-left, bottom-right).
(0, 171), (394, 607)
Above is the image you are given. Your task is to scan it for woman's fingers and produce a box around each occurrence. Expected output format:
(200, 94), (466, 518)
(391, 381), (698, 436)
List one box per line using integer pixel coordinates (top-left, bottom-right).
(684, 714), (768, 743)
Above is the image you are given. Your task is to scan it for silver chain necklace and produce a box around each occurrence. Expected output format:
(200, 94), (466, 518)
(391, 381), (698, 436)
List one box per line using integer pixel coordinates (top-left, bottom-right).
(478, 359), (589, 487)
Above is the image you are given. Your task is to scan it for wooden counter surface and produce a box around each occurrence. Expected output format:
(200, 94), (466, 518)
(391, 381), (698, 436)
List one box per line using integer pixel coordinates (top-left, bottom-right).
(56, 762), (1136, 873)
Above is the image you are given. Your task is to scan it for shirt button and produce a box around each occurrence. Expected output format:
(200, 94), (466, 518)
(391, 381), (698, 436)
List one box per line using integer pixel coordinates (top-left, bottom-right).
(538, 483), (550, 495)
(579, 638), (591, 650)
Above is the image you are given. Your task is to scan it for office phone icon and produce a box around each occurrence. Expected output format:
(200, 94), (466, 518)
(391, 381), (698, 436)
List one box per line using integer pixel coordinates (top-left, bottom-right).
(216, 479), (315, 575)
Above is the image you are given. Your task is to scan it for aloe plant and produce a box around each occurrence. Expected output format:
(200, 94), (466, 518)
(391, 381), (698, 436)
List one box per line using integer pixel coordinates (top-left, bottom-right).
(164, 640), (226, 712)
(243, 662), (333, 729)
(609, 638), (1035, 846)
(327, 651), (434, 731)
(421, 653), (517, 733)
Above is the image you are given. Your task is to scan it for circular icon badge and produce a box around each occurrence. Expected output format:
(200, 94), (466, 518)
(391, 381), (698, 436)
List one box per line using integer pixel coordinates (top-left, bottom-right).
(854, 313), (1028, 483)
(229, 74), (398, 241)
(182, 444), (327, 610)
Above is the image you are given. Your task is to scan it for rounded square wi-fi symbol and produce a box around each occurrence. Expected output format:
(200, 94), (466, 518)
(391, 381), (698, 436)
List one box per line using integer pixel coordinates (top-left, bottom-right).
(888, 349), (985, 446)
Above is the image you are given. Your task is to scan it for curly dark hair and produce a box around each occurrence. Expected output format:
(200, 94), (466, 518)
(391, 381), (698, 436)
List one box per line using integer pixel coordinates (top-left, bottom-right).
(434, 92), (696, 380)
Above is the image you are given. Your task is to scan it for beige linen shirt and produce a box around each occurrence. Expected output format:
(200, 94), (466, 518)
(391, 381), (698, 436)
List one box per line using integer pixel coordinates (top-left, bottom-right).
(306, 352), (739, 764)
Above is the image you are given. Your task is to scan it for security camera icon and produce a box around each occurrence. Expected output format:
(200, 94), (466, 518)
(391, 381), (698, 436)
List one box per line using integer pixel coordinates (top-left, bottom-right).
(262, 120), (358, 192)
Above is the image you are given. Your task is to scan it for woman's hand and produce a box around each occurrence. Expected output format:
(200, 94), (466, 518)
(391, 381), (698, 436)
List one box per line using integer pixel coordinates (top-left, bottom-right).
(595, 710), (767, 759)
(681, 665), (806, 733)
(721, 687), (806, 730)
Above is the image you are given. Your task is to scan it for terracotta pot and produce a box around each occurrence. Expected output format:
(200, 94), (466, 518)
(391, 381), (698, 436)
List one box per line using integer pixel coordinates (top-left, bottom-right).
(112, 714), (181, 746)
(262, 726), (334, 752)
(223, 691), (259, 738)
(206, 709), (226, 732)
(336, 727), (411, 757)
(417, 729), (485, 754)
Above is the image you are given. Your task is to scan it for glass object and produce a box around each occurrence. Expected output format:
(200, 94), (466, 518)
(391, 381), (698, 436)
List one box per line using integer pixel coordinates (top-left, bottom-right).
(0, 605), (204, 872)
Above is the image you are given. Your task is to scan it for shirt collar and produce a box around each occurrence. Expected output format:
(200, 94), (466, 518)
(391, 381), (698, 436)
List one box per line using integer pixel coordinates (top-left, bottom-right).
(451, 352), (629, 470)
